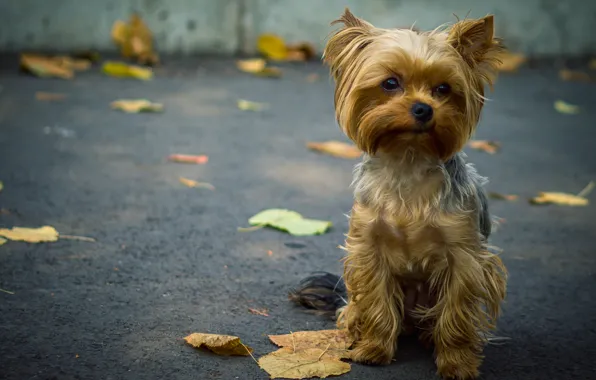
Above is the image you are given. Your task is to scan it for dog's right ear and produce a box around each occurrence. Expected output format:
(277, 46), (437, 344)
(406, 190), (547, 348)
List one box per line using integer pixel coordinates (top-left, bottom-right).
(324, 8), (374, 68)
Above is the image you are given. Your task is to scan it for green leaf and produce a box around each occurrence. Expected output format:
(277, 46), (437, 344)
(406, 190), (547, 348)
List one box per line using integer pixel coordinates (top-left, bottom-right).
(248, 209), (332, 236)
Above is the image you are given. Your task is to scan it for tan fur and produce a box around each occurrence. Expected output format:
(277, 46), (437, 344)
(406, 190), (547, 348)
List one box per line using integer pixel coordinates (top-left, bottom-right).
(327, 8), (508, 379)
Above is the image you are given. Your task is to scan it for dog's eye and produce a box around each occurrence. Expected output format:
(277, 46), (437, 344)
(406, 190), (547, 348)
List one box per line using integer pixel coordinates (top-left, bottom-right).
(434, 83), (451, 96)
(381, 77), (400, 91)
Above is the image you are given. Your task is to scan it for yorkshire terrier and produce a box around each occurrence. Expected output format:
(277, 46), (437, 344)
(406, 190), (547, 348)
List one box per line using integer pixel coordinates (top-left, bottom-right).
(290, 8), (508, 380)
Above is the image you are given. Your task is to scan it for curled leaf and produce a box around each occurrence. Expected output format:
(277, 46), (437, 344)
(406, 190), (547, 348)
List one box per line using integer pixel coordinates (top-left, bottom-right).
(0, 226), (59, 243)
(248, 209), (332, 236)
(257, 34), (288, 61)
(258, 347), (351, 379)
(237, 99), (268, 112)
(102, 61), (153, 80)
(306, 141), (361, 159)
(168, 154), (208, 164)
(111, 99), (163, 113)
(554, 100), (579, 114)
(467, 140), (501, 154)
(179, 177), (215, 190)
(184, 333), (253, 356)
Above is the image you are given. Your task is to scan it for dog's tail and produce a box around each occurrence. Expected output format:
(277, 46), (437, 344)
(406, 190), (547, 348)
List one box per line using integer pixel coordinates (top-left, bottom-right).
(288, 272), (347, 318)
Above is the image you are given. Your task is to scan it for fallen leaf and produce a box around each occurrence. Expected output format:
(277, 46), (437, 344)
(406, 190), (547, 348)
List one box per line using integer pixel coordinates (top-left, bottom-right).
(102, 61), (153, 80)
(236, 59), (282, 78)
(306, 141), (362, 159)
(20, 54), (73, 79)
(467, 140), (501, 154)
(286, 42), (317, 61)
(488, 192), (518, 201)
(111, 99), (163, 113)
(179, 177), (215, 190)
(248, 308), (270, 317)
(529, 181), (593, 206)
(248, 209), (332, 236)
(257, 34), (288, 61)
(168, 154), (209, 164)
(35, 92), (67, 101)
(269, 330), (353, 359)
(559, 69), (594, 82)
(184, 333), (253, 356)
(258, 347), (351, 379)
(111, 14), (159, 65)
(0, 226), (59, 243)
(0, 237), (6, 246)
(554, 100), (580, 114)
(496, 51), (527, 72)
(237, 99), (269, 112)
(306, 73), (319, 83)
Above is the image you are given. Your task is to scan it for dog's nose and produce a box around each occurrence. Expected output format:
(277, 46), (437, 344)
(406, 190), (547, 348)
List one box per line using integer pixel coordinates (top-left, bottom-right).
(411, 102), (433, 123)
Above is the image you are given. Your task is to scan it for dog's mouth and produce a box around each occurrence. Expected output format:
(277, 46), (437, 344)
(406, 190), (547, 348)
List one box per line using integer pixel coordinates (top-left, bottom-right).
(369, 124), (436, 154)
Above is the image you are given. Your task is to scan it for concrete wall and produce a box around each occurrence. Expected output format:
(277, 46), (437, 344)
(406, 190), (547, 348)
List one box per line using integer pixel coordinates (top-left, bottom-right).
(1, 0), (595, 56)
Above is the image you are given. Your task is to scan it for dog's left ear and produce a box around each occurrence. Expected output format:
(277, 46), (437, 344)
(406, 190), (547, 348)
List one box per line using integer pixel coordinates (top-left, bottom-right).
(448, 15), (500, 66)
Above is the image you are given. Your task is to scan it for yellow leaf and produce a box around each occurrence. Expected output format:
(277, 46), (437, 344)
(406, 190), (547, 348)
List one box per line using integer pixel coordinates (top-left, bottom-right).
(559, 69), (594, 82)
(20, 54), (74, 79)
(554, 100), (579, 114)
(248, 209), (332, 236)
(102, 61), (153, 80)
(236, 59), (282, 78)
(306, 141), (362, 159)
(269, 330), (353, 359)
(111, 99), (163, 113)
(184, 333), (253, 356)
(35, 92), (67, 101)
(179, 177), (215, 190)
(467, 140), (501, 154)
(0, 226), (59, 243)
(488, 192), (518, 201)
(496, 52), (527, 72)
(530, 181), (593, 206)
(0, 237), (6, 246)
(237, 99), (268, 111)
(258, 347), (351, 379)
(257, 33), (288, 61)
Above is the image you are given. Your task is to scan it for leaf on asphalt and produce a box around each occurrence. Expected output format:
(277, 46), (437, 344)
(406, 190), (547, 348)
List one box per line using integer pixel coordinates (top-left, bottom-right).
(529, 181), (593, 206)
(559, 69), (594, 83)
(102, 61), (153, 80)
(286, 42), (317, 62)
(258, 347), (351, 379)
(20, 54), (74, 79)
(179, 177), (215, 190)
(248, 209), (332, 236)
(257, 34), (288, 61)
(36, 92), (67, 101)
(467, 140), (501, 154)
(236, 59), (282, 78)
(184, 333), (253, 356)
(488, 192), (518, 201)
(306, 141), (362, 159)
(269, 330), (353, 359)
(111, 14), (159, 65)
(111, 99), (163, 113)
(554, 100), (579, 114)
(496, 51), (527, 72)
(0, 226), (59, 243)
(168, 154), (209, 164)
(237, 99), (269, 112)
(248, 308), (270, 317)
(0, 237), (6, 246)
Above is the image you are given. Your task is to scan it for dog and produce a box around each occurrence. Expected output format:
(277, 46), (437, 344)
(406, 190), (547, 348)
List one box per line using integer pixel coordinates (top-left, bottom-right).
(290, 8), (508, 380)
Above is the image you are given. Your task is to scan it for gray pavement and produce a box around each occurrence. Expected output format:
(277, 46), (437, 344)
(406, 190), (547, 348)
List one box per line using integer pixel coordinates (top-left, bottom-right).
(0, 55), (595, 380)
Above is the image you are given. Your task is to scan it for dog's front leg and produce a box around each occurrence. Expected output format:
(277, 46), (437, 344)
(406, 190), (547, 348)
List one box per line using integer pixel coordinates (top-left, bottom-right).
(340, 204), (404, 365)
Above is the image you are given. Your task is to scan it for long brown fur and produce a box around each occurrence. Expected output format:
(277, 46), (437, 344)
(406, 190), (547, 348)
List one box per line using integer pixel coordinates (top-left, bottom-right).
(323, 8), (508, 380)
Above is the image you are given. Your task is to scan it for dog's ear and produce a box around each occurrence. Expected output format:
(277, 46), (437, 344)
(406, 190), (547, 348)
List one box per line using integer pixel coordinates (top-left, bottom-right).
(324, 8), (374, 68)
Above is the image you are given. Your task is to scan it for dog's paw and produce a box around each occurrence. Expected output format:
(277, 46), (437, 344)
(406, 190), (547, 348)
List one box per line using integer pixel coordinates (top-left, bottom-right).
(350, 340), (394, 365)
(436, 348), (481, 379)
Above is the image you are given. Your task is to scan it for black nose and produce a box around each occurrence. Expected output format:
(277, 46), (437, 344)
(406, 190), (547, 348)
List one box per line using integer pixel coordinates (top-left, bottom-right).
(411, 102), (433, 123)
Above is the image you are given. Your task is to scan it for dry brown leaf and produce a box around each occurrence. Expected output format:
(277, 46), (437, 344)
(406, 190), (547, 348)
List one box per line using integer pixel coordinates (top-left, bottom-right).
(184, 333), (253, 356)
(559, 69), (594, 82)
(258, 347), (351, 379)
(168, 154), (209, 164)
(306, 141), (362, 159)
(554, 100), (580, 114)
(111, 99), (163, 113)
(467, 140), (501, 154)
(179, 177), (215, 190)
(20, 54), (74, 79)
(488, 192), (518, 201)
(35, 92), (67, 101)
(496, 52), (527, 72)
(111, 14), (158, 65)
(248, 307), (270, 317)
(0, 226), (59, 243)
(257, 34), (288, 61)
(269, 329), (353, 359)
